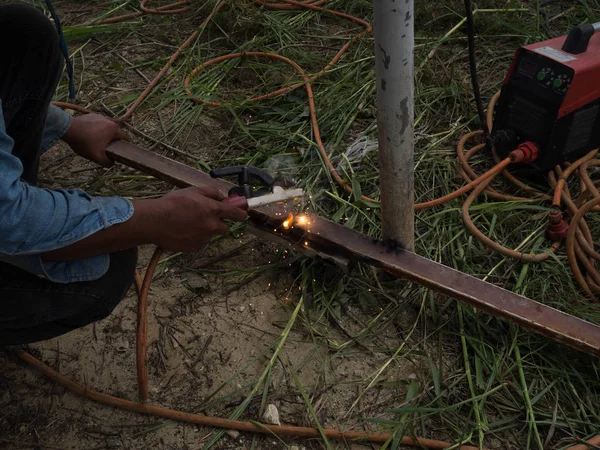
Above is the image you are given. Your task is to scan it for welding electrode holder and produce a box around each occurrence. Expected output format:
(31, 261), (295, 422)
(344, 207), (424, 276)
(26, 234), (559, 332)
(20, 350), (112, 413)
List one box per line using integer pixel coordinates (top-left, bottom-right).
(210, 165), (274, 210)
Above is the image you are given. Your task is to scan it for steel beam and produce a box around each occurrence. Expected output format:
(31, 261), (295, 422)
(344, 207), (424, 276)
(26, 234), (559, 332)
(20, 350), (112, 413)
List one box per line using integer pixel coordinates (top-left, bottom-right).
(107, 141), (600, 358)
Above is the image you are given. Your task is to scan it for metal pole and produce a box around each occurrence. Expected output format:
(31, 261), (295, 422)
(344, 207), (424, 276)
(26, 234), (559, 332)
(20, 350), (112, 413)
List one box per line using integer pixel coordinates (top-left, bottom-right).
(373, 0), (415, 250)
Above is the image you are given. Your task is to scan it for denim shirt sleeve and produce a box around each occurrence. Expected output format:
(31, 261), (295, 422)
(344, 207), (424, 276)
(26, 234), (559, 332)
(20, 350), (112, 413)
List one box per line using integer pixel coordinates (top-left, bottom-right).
(0, 100), (134, 283)
(41, 104), (72, 152)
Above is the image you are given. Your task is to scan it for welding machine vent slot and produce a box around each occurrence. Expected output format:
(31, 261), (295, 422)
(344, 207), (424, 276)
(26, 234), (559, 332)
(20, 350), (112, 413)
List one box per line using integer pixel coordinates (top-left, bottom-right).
(507, 96), (548, 139)
(562, 104), (600, 155)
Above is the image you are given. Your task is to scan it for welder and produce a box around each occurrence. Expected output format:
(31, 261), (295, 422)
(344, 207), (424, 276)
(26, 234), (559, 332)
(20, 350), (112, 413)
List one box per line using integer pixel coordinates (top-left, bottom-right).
(0, 3), (247, 346)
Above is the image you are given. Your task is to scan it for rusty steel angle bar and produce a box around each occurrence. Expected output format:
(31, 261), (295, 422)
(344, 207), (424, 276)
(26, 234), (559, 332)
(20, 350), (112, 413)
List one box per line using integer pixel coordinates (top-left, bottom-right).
(107, 141), (600, 358)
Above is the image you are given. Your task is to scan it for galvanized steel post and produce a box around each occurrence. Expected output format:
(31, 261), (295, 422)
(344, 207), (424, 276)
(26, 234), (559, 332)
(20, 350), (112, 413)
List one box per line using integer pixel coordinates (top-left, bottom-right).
(373, 0), (415, 250)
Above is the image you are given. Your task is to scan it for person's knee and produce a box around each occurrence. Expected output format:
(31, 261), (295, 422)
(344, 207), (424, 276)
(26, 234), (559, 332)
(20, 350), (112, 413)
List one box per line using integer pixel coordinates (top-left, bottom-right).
(2, 4), (59, 47)
(113, 248), (139, 289)
(1, 4), (61, 76)
(65, 249), (138, 326)
(99, 248), (139, 316)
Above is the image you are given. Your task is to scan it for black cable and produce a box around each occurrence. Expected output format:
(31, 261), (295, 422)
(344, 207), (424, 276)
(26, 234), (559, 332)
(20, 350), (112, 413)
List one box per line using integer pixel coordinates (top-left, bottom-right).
(45, 0), (76, 100)
(463, 0), (491, 149)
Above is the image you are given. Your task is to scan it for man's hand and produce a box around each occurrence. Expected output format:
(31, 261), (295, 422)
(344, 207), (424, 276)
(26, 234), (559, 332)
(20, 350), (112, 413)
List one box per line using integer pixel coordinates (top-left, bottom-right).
(153, 186), (248, 252)
(62, 114), (127, 167)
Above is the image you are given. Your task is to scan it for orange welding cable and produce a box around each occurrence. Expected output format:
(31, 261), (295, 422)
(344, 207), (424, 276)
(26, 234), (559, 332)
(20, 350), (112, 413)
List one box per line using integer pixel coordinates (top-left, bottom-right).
(181, 0), (374, 201)
(415, 157), (513, 210)
(139, 0), (190, 14)
(251, 0), (326, 11)
(9, 349), (483, 450)
(552, 150), (599, 206)
(462, 173), (560, 262)
(279, 0), (371, 27)
(573, 240), (600, 292)
(548, 151), (600, 297)
(96, 1), (191, 25)
(184, 50), (375, 202)
(566, 196), (600, 299)
(456, 127), (550, 202)
(566, 435), (600, 450)
(456, 136), (530, 202)
(572, 181), (600, 258)
(574, 165), (600, 262)
(134, 271), (143, 295)
(137, 248), (163, 402)
(577, 161), (600, 212)
(72, 0), (371, 126)
(456, 135), (528, 202)
(548, 169), (600, 296)
(554, 165), (600, 294)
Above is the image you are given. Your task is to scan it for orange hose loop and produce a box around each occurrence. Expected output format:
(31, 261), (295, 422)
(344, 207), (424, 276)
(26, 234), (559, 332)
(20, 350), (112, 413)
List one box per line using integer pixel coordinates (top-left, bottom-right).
(9, 348), (484, 450)
(184, 51), (311, 107)
(250, 0), (326, 10)
(414, 157), (512, 210)
(462, 175), (559, 263)
(552, 150), (599, 207)
(456, 134), (531, 201)
(566, 196), (600, 299)
(97, 1), (191, 25)
(566, 435), (600, 450)
(140, 0), (190, 14)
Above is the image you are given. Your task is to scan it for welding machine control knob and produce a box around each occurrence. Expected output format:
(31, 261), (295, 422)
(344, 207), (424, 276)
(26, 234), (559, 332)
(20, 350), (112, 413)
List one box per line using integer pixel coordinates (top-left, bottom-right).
(553, 78), (563, 88)
(537, 71), (547, 81)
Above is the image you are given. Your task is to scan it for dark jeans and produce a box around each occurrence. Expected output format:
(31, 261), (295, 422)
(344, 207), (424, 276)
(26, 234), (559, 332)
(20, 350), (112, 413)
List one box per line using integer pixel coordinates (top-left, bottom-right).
(0, 4), (137, 346)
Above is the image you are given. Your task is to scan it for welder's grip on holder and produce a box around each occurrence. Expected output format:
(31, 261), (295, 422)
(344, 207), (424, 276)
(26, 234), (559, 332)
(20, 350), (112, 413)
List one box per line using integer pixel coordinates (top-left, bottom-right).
(222, 194), (249, 210)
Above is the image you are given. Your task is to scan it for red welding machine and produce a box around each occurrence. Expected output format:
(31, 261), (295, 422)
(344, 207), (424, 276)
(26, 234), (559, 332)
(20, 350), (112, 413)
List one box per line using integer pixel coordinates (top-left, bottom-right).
(492, 23), (600, 172)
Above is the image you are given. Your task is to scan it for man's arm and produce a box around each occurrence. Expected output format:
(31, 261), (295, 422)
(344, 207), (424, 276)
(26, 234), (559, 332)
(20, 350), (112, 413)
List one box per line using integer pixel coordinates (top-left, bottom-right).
(41, 104), (73, 152)
(42, 187), (247, 261)
(1, 107), (246, 263)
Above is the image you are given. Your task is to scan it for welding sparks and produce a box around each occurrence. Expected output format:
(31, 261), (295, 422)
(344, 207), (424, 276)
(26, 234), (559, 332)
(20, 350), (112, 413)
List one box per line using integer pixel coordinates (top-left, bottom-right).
(295, 214), (309, 226)
(282, 213), (294, 229)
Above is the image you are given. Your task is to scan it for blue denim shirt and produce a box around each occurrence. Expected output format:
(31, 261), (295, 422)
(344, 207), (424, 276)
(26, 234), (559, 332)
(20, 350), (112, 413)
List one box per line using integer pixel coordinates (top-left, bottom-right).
(0, 101), (134, 283)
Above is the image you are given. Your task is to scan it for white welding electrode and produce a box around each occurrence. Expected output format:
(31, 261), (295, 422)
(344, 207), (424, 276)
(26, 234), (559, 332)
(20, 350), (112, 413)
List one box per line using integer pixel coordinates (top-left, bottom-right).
(246, 186), (304, 208)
